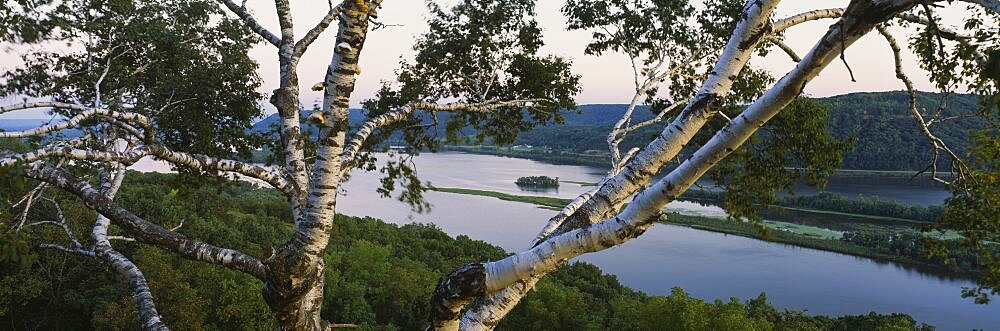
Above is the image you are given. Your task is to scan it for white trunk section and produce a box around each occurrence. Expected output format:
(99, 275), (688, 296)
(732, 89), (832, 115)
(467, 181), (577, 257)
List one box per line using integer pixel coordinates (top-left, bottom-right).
(456, 1), (781, 327)
(454, 0), (922, 328)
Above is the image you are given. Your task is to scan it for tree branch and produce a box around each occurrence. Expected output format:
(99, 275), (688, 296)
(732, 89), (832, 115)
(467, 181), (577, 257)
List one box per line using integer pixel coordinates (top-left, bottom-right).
(0, 107), (154, 141)
(24, 162), (268, 280)
(293, 2), (344, 59)
(772, 8), (845, 33)
(216, 0), (282, 47)
(876, 25), (971, 185)
(767, 37), (802, 62)
(1, 145), (293, 197)
(453, 0), (922, 327)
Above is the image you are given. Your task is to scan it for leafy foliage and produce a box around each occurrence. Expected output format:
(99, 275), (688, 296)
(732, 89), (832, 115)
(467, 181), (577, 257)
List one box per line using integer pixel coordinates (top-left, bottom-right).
(0, 173), (936, 329)
(349, 0), (581, 211)
(708, 98), (853, 224)
(0, 0), (266, 160)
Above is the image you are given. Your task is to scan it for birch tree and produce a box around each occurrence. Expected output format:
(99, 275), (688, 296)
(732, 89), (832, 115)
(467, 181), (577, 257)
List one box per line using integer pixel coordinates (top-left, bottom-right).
(1, 0), (576, 329)
(429, 0), (1000, 329)
(1, 0), (999, 330)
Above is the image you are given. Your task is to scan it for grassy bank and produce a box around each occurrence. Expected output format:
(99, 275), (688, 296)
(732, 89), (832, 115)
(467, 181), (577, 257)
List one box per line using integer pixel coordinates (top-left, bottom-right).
(664, 213), (967, 276)
(432, 187), (570, 210)
(430, 186), (974, 277)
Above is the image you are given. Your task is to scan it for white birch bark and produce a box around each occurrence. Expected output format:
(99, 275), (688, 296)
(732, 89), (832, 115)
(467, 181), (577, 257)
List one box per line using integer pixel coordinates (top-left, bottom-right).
(448, 1), (922, 329)
(0, 144), (291, 195)
(23, 162), (269, 279)
(261, 1), (377, 329)
(454, 1), (782, 327)
(91, 167), (169, 330)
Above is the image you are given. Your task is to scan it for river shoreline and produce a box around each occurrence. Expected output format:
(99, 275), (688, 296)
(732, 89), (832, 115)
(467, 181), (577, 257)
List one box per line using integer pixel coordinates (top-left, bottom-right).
(430, 186), (978, 279)
(443, 145), (954, 187)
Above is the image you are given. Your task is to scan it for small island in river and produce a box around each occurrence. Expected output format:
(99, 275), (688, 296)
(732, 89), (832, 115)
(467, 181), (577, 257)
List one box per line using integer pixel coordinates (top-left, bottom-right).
(515, 175), (560, 188)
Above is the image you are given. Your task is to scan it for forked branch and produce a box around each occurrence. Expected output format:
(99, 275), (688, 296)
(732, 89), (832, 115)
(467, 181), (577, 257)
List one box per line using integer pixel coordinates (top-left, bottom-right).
(24, 163), (268, 280)
(216, 0), (282, 47)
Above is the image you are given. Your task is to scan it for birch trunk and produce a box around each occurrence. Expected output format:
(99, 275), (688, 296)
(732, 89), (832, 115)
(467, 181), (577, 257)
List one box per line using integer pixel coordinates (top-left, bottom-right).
(271, 0), (310, 218)
(448, 0), (920, 328)
(456, 1), (781, 327)
(261, 1), (374, 329)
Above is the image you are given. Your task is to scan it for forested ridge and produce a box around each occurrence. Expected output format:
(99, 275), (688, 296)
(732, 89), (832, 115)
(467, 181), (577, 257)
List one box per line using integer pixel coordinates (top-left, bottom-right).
(240, 91), (988, 172)
(0, 173), (932, 330)
(511, 91), (986, 171)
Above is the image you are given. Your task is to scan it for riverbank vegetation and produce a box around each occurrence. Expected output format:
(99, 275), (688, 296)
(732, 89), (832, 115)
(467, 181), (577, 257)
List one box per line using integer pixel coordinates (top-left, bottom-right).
(681, 190), (944, 224)
(0, 172), (933, 329)
(431, 186), (984, 276)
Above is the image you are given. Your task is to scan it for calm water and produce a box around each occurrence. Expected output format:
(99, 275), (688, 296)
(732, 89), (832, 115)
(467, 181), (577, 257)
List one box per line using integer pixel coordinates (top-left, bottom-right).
(134, 152), (995, 330)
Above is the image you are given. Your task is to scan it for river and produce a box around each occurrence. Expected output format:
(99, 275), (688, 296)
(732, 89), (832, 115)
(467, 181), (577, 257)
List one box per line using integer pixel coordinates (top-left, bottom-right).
(134, 152), (995, 330)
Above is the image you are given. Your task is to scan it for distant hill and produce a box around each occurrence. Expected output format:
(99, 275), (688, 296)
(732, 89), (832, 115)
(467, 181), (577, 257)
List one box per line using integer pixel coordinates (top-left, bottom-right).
(509, 91), (986, 171)
(249, 110), (367, 134)
(242, 91), (987, 171)
(0, 118), (85, 138)
(0, 119), (55, 132)
(821, 91), (985, 170)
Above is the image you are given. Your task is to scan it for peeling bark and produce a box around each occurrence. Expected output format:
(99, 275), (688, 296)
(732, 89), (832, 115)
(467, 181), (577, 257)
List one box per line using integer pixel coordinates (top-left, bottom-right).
(92, 168), (168, 330)
(261, 1), (377, 329)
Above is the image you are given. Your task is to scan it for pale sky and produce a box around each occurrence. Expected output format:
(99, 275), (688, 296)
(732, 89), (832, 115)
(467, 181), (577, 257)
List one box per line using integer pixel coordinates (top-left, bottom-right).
(0, 0), (976, 119)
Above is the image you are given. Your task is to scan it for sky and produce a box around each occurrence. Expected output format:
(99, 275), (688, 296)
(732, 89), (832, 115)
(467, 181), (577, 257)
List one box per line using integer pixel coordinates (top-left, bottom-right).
(0, 0), (976, 119)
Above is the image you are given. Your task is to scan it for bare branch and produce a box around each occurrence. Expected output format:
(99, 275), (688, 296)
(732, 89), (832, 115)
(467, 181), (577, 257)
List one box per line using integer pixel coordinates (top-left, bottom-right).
(0, 145), (293, 196)
(876, 25), (971, 185)
(0, 107), (154, 140)
(767, 37), (802, 62)
(216, 0), (282, 47)
(293, 2), (344, 59)
(25, 162), (268, 280)
(773, 8), (845, 32)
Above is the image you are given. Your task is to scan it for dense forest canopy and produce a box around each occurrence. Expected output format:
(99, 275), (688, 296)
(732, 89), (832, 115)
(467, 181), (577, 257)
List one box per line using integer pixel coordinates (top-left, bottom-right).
(1, 0), (999, 330)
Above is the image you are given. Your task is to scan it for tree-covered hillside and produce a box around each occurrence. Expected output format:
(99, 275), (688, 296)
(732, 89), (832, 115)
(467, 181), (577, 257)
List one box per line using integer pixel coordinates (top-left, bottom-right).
(0, 172), (932, 330)
(511, 91), (986, 171)
(245, 91), (984, 171)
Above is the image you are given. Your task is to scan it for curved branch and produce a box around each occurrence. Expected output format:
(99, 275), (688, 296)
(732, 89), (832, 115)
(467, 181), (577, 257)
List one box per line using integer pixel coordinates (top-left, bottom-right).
(0, 101), (88, 115)
(0, 107), (154, 140)
(767, 37), (802, 62)
(293, 2), (344, 59)
(25, 163), (268, 280)
(93, 167), (168, 330)
(876, 25), (970, 185)
(773, 8), (845, 32)
(216, 0), (282, 47)
(770, 7), (988, 66)
(1, 145), (293, 196)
